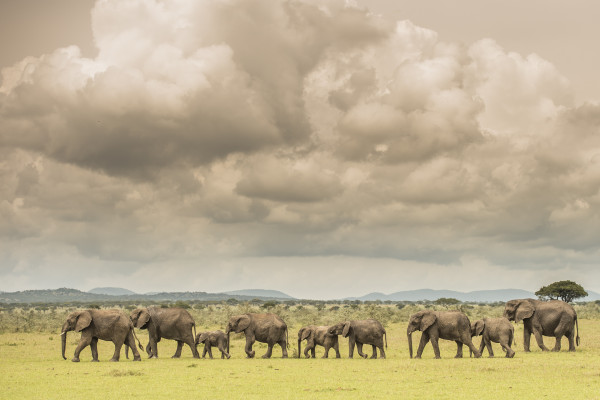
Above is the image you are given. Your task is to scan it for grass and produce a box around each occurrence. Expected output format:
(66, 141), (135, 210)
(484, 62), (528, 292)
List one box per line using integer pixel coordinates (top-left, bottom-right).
(1, 320), (599, 399)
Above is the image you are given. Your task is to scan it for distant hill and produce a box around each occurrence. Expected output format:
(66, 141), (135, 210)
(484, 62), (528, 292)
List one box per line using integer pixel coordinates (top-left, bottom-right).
(88, 287), (137, 296)
(0, 288), (294, 304)
(224, 289), (295, 299)
(346, 288), (600, 302)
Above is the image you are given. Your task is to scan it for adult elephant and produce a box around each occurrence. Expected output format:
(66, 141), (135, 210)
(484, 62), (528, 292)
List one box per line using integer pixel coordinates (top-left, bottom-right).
(407, 310), (481, 359)
(503, 298), (579, 352)
(225, 313), (288, 358)
(61, 309), (142, 362)
(297, 325), (341, 358)
(130, 307), (199, 359)
(328, 319), (387, 358)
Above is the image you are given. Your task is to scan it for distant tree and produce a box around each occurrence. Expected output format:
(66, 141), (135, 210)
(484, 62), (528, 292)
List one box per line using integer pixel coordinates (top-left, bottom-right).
(535, 280), (588, 303)
(434, 298), (461, 306)
(262, 301), (278, 309)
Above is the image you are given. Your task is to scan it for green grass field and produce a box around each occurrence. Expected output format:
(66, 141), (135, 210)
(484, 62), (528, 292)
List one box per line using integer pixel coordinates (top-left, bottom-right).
(1, 320), (599, 399)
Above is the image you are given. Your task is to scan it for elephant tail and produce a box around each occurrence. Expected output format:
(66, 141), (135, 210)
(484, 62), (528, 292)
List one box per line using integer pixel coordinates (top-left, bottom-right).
(193, 323), (197, 347)
(384, 329), (388, 348)
(132, 326), (144, 351)
(286, 326), (289, 349)
(575, 315), (580, 346)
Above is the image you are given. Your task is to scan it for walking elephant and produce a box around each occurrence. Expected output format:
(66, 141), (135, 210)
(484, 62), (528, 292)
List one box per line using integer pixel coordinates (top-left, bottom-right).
(503, 299), (579, 352)
(129, 307), (199, 359)
(471, 317), (515, 358)
(328, 319), (387, 359)
(195, 330), (230, 359)
(60, 309), (142, 362)
(407, 310), (481, 359)
(225, 313), (288, 358)
(297, 325), (341, 358)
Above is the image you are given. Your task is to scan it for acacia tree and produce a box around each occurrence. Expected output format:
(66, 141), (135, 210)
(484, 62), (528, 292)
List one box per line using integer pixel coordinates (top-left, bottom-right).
(535, 280), (588, 303)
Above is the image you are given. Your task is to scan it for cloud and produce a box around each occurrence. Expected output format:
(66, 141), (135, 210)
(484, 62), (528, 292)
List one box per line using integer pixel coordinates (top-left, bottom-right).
(1, 0), (600, 296)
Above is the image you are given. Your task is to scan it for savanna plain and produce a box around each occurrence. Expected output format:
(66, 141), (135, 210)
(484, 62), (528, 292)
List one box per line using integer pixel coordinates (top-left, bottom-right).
(1, 302), (599, 399)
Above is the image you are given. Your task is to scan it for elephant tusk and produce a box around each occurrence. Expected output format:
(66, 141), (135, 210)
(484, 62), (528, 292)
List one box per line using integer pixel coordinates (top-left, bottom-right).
(60, 332), (66, 336)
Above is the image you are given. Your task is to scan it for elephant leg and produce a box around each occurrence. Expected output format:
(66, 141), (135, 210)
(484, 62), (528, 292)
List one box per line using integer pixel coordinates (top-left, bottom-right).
(202, 345), (208, 358)
(322, 343), (330, 358)
(172, 341), (184, 358)
(523, 326), (531, 352)
(262, 341), (274, 359)
(110, 339), (124, 362)
(552, 334), (562, 352)
(90, 337), (99, 362)
(207, 344), (214, 359)
(145, 343), (153, 358)
(356, 342), (368, 359)
(415, 332), (430, 359)
(125, 331), (141, 361)
(185, 337), (200, 359)
(73, 334), (92, 362)
(150, 338), (159, 358)
(334, 340), (341, 359)
(454, 341), (463, 358)
(485, 339), (494, 357)
(370, 345), (377, 359)
(304, 341), (311, 358)
(532, 328), (549, 351)
(218, 342), (231, 359)
(567, 329), (576, 352)
(478, 337), (485, 356)
(310, 345), (315, 359)
(245, 334), (256, 358)
(378, 340), (386, 359)
(500, 340), (514, 358)
(280, 340), (288, 358)
(428, 331), (441, 359)
(348, 337), (355, 359)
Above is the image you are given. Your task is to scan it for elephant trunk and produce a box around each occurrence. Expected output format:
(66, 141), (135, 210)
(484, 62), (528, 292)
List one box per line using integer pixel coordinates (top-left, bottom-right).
(298, 338), (302, 358)
(407, 328), (414, 359)
(61, 322), (68, 360)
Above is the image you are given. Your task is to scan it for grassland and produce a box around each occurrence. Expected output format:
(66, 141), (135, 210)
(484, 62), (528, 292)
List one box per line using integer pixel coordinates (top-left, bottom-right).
(1, 304), (599, 399)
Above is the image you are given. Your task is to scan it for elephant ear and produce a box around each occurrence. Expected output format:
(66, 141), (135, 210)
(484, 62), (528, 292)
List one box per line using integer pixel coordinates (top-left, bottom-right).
(342, 322), (352, 338)
(236, 315), (251, 333)
(515, 302), (535, 323)
(75, 311), (92, 332)
(301, 328), (312, 341)
(198, 333), (208, 343)
(475, 320), (485, 336)
(136, 309), (151, 329)
(420, 312), (437, 332)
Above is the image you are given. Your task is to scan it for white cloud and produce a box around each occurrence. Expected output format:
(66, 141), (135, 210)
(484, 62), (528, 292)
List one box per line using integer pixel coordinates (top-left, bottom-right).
(1, 0), (600, 296)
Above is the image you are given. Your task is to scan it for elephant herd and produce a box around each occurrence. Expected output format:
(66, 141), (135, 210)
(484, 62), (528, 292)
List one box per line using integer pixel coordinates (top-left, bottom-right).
(60, 298), (580, 362)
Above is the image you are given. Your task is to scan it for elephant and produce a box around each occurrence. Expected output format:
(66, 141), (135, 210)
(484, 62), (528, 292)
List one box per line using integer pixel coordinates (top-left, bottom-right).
(225, 313), (288, 358)
(129, 307), (199, 359)
(471, 317), (515, 358)
(60, 309), (143, 362)
(195, 330), (231, 359)
(503, 298), (579, 352)
(407, 310), (481, 359)
(328, 319), (387, 359)
(297, 325), (341, 358)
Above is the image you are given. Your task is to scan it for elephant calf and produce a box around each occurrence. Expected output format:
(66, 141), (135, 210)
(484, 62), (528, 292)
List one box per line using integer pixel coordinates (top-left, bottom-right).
(297, 325), (341, 358)
(471, 317), (515, 358)
(195, 330), (231, 359)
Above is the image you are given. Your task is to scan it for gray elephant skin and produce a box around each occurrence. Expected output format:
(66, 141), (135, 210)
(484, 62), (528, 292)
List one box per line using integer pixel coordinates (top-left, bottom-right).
(195, 330), (230, 359)
(328, 319), (387, 358)
(226, 313), (288, 358)
(471, 317), (515, 358)
(503, 298), (579, 352)
(61, 309), (143, 362)
(130, 307), (199, 359)
(297, 325), (341, 358)
(407, 310), (481, 359)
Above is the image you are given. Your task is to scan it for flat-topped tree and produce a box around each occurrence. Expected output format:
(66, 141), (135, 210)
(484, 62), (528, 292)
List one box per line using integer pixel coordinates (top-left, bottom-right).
(535, 280), (588, 303)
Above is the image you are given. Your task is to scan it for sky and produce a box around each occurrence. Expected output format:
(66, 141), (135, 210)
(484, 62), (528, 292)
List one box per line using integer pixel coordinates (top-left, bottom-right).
(1, 0), (600, 299)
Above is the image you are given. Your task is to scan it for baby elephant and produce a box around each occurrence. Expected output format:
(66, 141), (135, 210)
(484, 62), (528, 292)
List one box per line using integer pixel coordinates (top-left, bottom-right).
(471, 317), (515, 358)
(195, 331), (231, 359)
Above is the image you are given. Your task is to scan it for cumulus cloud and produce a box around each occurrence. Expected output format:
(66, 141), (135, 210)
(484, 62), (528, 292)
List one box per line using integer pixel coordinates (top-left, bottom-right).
(1, 0), (600, 297)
